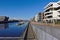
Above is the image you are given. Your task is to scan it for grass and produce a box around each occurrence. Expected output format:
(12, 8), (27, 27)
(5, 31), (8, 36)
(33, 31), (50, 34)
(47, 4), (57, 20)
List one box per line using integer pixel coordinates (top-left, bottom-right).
(55, 21), (60, 24)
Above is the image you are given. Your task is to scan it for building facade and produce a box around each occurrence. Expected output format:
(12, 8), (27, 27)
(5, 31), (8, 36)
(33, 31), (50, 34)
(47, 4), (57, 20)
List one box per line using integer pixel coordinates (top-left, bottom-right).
(35, 13), (39, 22)
(43, 1), (60, 23)
(35, 12), (44, 22)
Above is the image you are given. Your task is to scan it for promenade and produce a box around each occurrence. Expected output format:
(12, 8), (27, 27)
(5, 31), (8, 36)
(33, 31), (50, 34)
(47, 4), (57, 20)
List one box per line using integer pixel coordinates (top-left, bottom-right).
(31, 21), (60, 40)
(24, 23), (37, 40)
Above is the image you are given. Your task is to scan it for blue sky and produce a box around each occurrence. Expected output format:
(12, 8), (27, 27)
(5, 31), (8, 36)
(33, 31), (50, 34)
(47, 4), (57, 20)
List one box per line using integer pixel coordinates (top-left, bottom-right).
(0, 0), (58, 20)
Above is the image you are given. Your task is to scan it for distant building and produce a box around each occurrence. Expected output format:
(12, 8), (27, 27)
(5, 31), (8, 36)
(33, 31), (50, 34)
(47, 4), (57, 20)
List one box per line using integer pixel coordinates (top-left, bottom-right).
(35, 12), (44, 22)
(30, 17), (35, 22)
(0, 16), (9, 22)
(35, 14), (39, 22)
(43, 1), (60, 23)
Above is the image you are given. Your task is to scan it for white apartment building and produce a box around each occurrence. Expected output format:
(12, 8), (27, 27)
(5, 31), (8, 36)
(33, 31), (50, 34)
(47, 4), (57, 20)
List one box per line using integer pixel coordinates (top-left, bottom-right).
(35, 14), (39, 22)
(43, 1), (60, 23)
(35, 12), (44, 22)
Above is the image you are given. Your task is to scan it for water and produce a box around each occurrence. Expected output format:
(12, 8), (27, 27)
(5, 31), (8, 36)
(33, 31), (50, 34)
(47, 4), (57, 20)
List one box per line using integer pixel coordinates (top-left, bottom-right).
(0, 22), (28, 37)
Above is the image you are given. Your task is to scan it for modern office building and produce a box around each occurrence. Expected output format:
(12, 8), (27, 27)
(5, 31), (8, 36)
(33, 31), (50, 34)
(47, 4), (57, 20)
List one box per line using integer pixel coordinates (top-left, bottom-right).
(43, 1), (60, 23)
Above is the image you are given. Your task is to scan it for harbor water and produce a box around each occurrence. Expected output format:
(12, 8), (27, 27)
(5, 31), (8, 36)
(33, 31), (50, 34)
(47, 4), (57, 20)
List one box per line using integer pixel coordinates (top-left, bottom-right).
(0, 22), (28, 37)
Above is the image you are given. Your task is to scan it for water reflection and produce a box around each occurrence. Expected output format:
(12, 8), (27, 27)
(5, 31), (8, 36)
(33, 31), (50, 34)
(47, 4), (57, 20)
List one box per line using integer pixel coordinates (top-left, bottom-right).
(0, 22), (28, 37)
(0, 23), (8, 29)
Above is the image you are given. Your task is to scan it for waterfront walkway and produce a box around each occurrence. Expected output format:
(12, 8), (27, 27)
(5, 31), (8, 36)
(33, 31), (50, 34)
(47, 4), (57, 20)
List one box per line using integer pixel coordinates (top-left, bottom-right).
(24, 23), (37, 40)
(31, 21), (60, 40)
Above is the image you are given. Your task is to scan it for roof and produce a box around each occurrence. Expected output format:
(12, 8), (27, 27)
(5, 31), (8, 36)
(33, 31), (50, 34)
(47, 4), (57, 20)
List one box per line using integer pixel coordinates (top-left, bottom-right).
(44, 2), (55, 9)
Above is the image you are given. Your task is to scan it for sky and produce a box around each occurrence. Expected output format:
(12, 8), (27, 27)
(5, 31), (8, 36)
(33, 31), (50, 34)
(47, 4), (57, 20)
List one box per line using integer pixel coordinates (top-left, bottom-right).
(0, 0), (59, 20)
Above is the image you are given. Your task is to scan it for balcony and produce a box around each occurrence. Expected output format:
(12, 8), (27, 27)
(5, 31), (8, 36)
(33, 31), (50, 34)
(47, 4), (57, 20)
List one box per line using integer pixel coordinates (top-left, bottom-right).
(45, 6), (53, 12)
(45, 14), (52, 17)
(44, 10), (53, 14)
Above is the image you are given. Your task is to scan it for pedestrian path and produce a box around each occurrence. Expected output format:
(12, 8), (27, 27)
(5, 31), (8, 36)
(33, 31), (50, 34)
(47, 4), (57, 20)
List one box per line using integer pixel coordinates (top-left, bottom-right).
(24, 23), (37, 40)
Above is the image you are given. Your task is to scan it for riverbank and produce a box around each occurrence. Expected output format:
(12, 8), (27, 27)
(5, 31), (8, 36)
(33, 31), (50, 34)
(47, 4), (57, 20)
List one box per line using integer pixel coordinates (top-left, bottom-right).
(0, 20), (24, 23)
(0, 21), (19, 23)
